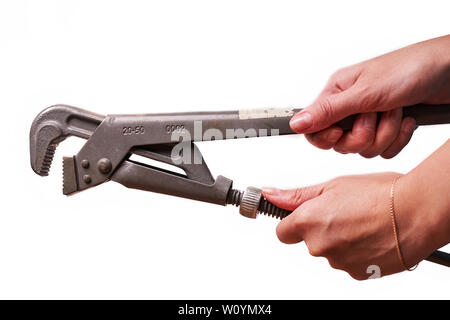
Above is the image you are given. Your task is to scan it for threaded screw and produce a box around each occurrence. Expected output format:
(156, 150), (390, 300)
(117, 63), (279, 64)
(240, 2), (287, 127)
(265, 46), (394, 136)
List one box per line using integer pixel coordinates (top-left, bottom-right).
(226, 188), (291, 219)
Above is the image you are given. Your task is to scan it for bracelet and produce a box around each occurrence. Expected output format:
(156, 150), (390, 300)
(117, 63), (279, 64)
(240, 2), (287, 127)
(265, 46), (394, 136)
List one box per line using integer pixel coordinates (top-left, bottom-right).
(389, 177), (418, 271)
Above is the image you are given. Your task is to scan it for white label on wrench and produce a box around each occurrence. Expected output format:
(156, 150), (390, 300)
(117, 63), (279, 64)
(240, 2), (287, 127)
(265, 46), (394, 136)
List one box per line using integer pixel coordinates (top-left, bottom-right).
(238, 108), (294, 120)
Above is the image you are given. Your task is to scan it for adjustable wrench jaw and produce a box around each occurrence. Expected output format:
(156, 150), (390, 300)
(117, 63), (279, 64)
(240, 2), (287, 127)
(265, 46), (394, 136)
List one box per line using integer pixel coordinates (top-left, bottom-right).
(29, 105), (253, 200)
(29, 105), (104, 176)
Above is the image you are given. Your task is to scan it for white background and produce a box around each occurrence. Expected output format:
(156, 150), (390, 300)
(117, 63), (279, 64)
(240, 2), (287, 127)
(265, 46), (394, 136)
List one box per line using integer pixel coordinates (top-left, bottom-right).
(0, 0), (449, 299)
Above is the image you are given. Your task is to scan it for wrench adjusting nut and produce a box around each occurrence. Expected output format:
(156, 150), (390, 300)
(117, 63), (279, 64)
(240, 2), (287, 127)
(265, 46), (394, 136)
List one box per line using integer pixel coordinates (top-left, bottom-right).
(239, 186), (262, 219)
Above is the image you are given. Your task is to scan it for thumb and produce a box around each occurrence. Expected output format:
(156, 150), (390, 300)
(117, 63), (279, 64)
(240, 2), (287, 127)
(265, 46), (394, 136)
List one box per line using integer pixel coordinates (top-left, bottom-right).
(262, 184), (325, 211)
(290, 88), (359, 134)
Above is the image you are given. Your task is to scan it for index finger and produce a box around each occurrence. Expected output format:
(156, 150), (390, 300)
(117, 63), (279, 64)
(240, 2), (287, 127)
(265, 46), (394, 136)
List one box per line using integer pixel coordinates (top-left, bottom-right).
(276, 208), (305, 244)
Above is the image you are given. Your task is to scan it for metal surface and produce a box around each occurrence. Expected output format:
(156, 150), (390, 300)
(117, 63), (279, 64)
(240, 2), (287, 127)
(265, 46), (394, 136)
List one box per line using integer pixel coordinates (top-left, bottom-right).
(29, 105), (104, 176)
(226, 188), (291, 219)
(29, 103), (450, 267)
(70, 109), (301, 194)
(239, 187), (263, 219)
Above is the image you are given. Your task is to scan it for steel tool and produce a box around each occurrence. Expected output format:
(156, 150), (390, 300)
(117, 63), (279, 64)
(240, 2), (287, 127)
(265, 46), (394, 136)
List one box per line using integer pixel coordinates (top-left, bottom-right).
(30, 104), (450, 267)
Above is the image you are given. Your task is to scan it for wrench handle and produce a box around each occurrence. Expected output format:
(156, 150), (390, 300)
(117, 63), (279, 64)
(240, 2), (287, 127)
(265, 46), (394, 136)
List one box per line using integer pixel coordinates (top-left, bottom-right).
(335, 104), (450, 131)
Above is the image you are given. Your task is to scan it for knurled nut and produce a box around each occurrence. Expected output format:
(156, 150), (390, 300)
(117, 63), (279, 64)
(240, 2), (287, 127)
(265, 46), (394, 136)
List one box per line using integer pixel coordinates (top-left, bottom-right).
(239, 186), (262, 219)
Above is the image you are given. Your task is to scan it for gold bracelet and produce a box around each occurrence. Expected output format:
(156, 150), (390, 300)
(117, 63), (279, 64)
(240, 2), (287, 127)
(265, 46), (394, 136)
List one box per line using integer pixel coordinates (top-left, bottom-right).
(389, 177), (418, 271)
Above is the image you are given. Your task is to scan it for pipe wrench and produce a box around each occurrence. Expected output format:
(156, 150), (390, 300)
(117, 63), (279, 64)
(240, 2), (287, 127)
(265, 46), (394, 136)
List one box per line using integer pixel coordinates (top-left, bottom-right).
(29, 104), (450, 267)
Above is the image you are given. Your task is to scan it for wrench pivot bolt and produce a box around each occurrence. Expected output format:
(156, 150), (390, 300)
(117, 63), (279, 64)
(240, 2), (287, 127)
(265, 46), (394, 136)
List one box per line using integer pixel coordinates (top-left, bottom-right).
(97, 158), (112, 174)
(81, 159), (90, 168)
(83, 175), (92, 184)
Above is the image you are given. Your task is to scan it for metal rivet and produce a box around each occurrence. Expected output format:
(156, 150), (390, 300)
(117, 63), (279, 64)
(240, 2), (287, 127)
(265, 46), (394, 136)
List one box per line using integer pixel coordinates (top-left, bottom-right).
(83, 175), (92, 184)
(97, 158), (112, 174)
(81, 159), (90, 169)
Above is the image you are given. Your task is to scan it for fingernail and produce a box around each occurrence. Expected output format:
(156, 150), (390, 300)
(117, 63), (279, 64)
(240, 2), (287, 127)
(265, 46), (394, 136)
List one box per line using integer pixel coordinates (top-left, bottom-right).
(262, 187), (280, 196)
(290, 112), (313, 132)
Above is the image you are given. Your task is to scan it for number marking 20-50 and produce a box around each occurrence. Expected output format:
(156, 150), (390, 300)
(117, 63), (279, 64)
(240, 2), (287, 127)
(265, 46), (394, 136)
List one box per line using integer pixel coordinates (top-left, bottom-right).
(122, 126), (145, 136)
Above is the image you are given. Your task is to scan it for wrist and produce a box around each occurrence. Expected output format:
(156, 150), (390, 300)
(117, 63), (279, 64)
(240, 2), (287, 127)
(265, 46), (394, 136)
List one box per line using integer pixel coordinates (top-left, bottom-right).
(395, 171), (449, 265)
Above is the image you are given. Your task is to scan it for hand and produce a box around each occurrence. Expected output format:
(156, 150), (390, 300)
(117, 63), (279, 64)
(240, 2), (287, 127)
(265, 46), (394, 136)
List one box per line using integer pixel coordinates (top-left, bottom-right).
(262, 172), (445, 280)
(291, 35), (450, 158)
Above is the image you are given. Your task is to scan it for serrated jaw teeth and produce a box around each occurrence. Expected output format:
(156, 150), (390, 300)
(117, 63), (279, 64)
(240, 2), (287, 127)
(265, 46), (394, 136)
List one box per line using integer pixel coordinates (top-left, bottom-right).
(62, 156), (78, 195)
(38, 144), (57, 176)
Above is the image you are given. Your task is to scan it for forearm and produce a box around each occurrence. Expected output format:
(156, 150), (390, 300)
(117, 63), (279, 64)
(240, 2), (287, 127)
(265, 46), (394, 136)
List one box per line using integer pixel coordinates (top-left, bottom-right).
(414, 34), (450, 67)
(420, 35), (450, 104)
(397, 139), (450, 253)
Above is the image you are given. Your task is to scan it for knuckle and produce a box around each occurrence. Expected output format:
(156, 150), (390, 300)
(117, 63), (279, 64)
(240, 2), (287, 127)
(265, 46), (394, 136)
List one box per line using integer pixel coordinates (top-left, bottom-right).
(339, 135), (374, 154)
(307, 241), (329, 258)
(307, 134), (335, 150)
(308, 246), (321, 257)
(317, 98), (335, 122)
(291, 188), (305, 204)
(317, 143), (335, 150)
(275, 228), (289, 244)
(381, 151), (397, 159)
(276, 217), (302, 244)
(353, 84), (384, 112)
(360, 151), (378, 159)
(333, 145), (348, 154)
(361, 128), (375, 143)
(327, 259), (343, 270)
(349, 273), (367, 281)
(387, 108), (403, 122)
(354, 133), (375, 151)
(352, 139), (371, 152)
(323, 145), (336, 151)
